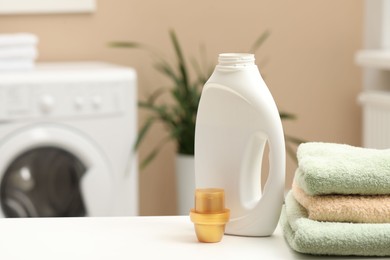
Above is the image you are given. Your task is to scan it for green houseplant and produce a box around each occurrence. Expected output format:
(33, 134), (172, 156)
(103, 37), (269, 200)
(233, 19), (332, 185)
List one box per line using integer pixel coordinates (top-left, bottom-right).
(111, 30), (303, 169)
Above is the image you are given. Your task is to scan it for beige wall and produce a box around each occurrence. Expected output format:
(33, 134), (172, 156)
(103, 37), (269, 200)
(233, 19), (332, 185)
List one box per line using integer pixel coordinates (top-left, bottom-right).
(0, 0), (363, 215)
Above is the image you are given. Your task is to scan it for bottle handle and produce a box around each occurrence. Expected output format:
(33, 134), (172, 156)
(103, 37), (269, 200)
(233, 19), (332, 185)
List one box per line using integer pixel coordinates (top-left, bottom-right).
(236, 123), (285, 235)
(261, 128), (285, 198)
(240, 123), (285, 209)
(253, 120), (285, 228)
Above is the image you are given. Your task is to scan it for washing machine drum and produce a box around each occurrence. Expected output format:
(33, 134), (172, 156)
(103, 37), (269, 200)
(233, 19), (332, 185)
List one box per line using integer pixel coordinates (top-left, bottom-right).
(1, 147), (87, 217)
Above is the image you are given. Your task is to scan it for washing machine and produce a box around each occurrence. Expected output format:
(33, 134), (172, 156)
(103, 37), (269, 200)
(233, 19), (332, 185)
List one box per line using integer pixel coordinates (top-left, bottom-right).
(0, 62), (138, 217)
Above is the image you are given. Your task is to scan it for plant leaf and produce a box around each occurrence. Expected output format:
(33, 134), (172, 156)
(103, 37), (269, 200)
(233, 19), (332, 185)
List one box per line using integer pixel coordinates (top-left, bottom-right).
(138, 102), (178, 128)
(249, 30), (271, 53)
(134, 117), (156, 151)
(109, 41), (167, 62)
(190, 57), (205, 82)
(199, 44), (211, 79)
(109, 41), (143, 48)
(153, 60), (182, 87)
(285, 135), (306, 145)
(280, 111), (297, 121)
(147, 88), (169, 105)
(285, 143), (298, 164)
(169, 30), (190, 92)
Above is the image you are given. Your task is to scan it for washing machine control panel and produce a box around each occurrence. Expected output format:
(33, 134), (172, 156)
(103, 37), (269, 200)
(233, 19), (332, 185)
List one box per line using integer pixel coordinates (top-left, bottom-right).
(0, 63), (136, 121)
(0, 83), (128, 120)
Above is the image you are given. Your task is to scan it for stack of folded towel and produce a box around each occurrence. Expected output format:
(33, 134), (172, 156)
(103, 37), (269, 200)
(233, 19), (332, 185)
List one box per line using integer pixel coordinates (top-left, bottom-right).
(0, 33), (38, 71)
(280, 142), (390, 256)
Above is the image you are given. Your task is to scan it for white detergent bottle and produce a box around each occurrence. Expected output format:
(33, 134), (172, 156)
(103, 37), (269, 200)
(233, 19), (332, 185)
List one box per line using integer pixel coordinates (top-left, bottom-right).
(194, 53), (285, 237)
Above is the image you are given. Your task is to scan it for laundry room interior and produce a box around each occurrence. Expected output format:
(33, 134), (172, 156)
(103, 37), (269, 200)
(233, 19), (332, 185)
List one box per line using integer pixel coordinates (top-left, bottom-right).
(0, 0), (383, 219)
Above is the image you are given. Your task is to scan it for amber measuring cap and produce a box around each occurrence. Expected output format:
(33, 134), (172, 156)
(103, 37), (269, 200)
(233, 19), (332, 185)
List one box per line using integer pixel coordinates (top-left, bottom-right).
(189, 188), (230, 243)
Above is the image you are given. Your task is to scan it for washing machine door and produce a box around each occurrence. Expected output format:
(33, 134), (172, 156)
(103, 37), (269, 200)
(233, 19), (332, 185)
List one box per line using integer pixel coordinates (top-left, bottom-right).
(0, 125), (113, 217)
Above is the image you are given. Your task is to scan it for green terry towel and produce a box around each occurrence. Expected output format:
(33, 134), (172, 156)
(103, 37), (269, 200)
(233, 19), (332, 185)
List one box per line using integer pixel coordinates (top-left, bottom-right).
(296, 142), (390, 195)
(280, 192), (390, 256)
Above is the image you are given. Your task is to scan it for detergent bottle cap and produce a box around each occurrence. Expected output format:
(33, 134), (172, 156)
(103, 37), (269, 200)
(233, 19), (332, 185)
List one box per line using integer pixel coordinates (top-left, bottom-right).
(195, 188), (225, 213)
(190, 188), (230, 243)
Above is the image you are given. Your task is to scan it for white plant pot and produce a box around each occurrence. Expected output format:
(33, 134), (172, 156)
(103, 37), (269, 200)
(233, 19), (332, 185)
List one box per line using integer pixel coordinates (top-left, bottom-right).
(175, 154), (195, 215)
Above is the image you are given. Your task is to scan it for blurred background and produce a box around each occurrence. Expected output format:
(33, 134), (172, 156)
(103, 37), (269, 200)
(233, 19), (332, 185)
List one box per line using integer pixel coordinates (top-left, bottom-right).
(0, 0), (364, 215)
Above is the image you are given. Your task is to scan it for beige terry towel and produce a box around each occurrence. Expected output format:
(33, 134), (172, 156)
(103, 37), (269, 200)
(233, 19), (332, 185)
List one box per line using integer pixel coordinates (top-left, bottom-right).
(292, 182), (390, 223)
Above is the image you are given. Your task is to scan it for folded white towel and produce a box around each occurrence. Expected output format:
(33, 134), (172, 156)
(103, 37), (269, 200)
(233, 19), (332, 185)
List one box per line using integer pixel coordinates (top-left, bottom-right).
(0, 33), (38, 47)
(0, 46), (37, 60)
(0, 59), (34, 71)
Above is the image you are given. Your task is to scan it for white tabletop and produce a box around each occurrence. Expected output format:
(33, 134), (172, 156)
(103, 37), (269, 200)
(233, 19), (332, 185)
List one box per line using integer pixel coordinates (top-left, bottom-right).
(0, 216), (377, 260)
